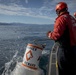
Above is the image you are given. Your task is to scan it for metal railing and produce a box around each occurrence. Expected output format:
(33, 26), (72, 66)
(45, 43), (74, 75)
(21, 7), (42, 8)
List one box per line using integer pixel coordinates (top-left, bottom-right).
(47, 43), (59, 75)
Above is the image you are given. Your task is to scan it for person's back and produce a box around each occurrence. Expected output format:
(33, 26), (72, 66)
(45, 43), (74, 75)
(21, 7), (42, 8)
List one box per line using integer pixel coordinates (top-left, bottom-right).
(66, 14), (76, 75)
(60, 13), (76, 47)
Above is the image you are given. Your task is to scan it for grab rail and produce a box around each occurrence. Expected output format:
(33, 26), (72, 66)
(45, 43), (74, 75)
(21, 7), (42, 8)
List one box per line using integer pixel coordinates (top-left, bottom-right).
(47, 44), (59, 75)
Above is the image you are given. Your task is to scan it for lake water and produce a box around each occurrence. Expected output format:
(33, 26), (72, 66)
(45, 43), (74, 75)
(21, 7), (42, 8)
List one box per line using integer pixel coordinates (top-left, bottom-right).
(0, 24), (54, 75)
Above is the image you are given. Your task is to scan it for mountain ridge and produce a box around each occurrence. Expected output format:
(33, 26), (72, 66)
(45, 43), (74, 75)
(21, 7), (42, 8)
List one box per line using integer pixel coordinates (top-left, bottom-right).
(0, 22), (52, 25)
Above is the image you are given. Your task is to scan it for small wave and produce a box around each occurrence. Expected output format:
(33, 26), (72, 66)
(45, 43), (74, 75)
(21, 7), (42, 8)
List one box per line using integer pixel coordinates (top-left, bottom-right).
(1, 51), (20, 75)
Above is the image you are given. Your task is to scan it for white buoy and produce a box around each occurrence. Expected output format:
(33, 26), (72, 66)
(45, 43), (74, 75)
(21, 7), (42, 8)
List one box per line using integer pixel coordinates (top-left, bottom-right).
(11, 62), (44, 75)
(11, 43), (44, 75)
(22, 43), (43, 69)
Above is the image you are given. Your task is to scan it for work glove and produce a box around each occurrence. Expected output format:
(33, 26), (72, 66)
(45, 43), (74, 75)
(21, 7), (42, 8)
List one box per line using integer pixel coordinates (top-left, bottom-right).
(47, 31), (51, 37)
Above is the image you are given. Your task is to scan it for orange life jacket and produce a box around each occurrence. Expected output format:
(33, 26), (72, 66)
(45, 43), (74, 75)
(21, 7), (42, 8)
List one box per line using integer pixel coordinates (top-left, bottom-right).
(49, 12), (76, 46)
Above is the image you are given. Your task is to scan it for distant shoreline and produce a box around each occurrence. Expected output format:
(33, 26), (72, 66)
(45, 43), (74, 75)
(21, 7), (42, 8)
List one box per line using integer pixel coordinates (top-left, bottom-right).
(0, 22), (53, 26)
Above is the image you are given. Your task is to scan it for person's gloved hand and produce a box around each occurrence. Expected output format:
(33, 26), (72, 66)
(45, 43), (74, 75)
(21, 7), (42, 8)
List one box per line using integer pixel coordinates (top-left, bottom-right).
(47, 31), (51, 37)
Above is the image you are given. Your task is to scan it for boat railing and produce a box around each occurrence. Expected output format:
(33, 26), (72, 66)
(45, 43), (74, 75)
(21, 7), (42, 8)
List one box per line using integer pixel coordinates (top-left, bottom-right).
(47, 43), (59, 75)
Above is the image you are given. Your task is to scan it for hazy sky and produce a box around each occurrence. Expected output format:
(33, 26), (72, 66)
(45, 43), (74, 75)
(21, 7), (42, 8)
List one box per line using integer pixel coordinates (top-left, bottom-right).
(0, 0), (75, 24)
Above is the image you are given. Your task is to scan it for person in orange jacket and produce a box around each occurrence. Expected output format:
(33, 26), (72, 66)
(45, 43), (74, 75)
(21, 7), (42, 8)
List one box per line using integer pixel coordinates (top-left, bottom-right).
(47, 2), (76, 75)
(74, 12), (76, 19)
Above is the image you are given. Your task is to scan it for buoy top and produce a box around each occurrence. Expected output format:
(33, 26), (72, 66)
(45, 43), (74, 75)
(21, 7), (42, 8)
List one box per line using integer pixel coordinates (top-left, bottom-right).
(27, 43), (43, 50)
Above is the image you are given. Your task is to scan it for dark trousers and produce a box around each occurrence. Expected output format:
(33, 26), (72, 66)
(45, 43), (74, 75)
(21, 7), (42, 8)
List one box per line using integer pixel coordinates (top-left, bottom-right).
(57, 46), (76, 75)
